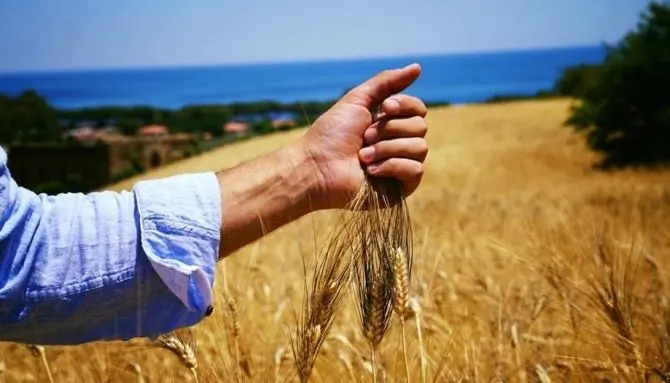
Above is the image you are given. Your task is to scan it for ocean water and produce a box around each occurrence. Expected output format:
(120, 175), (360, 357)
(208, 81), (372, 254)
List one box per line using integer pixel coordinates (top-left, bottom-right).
(0, 45), (605, 110)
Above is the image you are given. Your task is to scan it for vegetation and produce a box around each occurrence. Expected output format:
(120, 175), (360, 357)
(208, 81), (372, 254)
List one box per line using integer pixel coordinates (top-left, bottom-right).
(0, 94), (337, 143)
(484, 2), (670, 169)
(0, 90), (59, 143)
(485, 90), (559, 104)
(0, 90), (450, 146)
(563, 1), (670, 167)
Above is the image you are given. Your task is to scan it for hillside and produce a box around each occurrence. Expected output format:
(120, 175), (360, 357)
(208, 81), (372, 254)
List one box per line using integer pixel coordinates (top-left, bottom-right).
(3, 98), (670, 382)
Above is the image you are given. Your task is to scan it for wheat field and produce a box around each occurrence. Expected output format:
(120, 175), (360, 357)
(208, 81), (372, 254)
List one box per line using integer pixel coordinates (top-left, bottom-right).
(2, 98), (670, 382)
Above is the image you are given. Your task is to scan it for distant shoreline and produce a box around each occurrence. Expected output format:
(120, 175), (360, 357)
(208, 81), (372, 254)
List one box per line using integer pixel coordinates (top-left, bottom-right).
(0, 45), (604, 111)
(0, 44), (603, 76)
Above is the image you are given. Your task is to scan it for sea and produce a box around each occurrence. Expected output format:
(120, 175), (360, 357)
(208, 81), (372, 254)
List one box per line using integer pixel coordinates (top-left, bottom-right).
(0, 45), (605, 110)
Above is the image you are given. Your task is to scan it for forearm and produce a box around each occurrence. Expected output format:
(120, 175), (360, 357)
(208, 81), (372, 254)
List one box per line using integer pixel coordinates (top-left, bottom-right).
(216, 143), (321, 257)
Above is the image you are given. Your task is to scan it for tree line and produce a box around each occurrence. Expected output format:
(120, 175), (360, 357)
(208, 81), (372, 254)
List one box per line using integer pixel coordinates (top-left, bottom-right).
(0, 95), (341, 143)
(0, 91), (449, 145)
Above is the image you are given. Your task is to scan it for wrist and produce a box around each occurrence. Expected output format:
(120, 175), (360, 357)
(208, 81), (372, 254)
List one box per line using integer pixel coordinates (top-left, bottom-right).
(286, 141), (328, 212)
(215, 142), (325, 256)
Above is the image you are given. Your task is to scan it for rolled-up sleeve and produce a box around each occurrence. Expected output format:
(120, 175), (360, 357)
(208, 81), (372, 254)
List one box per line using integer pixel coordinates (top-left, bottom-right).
(0, 148), (221, 345)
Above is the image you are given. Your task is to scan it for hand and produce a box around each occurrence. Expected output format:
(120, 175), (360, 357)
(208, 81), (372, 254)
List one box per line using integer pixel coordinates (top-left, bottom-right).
(298, 63), (428, 210)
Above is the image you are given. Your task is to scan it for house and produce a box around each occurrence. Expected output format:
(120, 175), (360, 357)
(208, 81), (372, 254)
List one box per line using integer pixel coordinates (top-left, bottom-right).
(223, 121), (250, 137)
(137, 124), (169, 136)
(63, 125), (126, 144)
(271, 119), (295, 130)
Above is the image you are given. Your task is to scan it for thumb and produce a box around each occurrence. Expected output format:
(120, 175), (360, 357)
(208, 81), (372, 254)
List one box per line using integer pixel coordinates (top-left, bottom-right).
(340, 63), (422, 109)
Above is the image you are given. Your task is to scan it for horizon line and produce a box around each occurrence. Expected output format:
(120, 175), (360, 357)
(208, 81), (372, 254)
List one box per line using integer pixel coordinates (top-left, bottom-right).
(0, 42), (606, 76)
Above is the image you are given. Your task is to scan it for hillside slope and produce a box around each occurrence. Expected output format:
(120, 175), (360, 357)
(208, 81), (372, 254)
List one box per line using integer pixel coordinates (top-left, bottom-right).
(3, 98), (669, 382)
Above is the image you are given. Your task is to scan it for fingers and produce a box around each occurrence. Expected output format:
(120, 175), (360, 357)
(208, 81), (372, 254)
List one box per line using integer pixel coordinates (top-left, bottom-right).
(380, 94), (427, 118)
(364, 116), (427, 144)
(365, 158), (424, 195)
(359, 137), (428, 164)
(341, 63), (422, 108)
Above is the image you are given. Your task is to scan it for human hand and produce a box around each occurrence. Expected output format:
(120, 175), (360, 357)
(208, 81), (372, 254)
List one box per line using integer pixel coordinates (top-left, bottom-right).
(298, 63), (428, 210)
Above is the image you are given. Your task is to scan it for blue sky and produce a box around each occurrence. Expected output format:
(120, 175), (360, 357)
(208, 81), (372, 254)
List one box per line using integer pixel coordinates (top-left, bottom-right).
(0, 0), (653, 72)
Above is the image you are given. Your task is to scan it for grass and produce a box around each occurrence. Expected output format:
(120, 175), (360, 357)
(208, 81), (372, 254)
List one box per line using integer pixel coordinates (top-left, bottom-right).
(2, 98), (670, 382)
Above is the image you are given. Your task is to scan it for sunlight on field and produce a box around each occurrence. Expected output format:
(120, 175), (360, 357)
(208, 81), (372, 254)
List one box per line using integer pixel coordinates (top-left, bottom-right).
(3, 98), (670, 382)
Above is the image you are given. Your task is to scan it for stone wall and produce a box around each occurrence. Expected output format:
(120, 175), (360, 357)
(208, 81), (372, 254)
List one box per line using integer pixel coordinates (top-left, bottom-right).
(8, 143), (111, 192)
(7, 134), (198, 193)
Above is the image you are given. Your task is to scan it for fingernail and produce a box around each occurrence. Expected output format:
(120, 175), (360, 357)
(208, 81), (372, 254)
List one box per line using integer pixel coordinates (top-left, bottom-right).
(364, 128), (378, 143)
(385, 97), (400, 112)
(367, 164), (378, 173)
(360, 147), (375, 161)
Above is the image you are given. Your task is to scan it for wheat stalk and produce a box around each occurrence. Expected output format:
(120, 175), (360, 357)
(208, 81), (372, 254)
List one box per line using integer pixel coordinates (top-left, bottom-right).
(289, 102), (414, 383)
(290, 211), (353, 382)
(410, 297), (427, 383)
(26, 344), (53, 383)
(349, 173), (413, 382)
(222, 293), (252, 381)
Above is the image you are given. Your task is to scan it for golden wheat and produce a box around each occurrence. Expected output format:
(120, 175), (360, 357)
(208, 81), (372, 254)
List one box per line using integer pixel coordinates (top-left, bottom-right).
(156, 327), (199, 382)
(2, 99), (670, 382)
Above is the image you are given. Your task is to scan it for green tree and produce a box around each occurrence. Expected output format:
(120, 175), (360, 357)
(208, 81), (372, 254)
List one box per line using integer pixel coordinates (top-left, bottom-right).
(9, 90), (60, 142)
(553, 64), (601, 98)
(0, 94), (13, 143)
(565, 1), (670, 167)
(252, 119), (274, 135)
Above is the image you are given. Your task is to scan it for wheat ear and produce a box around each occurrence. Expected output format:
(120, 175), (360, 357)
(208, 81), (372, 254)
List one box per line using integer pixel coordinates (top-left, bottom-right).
(392, 247), (411, 383)
(156, 327), (199, 382)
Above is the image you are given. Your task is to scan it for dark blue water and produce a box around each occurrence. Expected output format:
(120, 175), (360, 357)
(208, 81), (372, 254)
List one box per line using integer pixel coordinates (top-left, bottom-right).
(0, 45), (605, 110)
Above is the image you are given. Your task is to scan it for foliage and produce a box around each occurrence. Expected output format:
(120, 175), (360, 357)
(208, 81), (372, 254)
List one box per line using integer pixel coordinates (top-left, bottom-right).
(553, 64), (602, 98)
(252, 119), (274, 135)
(110, 158), (145, 183)
(485, 90), (558, 104)
(0, 90), (60, 143)
(564, 1), (670, 167)
(0, 91), (340, 144)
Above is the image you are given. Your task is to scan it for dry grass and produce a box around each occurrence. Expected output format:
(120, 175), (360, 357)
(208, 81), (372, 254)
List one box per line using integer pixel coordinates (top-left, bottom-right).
(2, 98), (670, 382)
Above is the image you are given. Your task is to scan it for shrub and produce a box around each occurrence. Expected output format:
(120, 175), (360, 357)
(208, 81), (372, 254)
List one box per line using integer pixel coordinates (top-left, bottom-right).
(565, 1), (670, 168)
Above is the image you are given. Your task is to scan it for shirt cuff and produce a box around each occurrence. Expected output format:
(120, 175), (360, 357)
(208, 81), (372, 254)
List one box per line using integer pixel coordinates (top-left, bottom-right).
(132, 172), (221, 316)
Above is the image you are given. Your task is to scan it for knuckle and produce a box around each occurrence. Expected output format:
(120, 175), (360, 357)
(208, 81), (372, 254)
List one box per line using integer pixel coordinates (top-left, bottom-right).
(388, 158), (402, 173)
(372, 141), (386, 155)
(412, 116), (428, 135)
(380, 69), (393, 78)
(419, 101), (428, 114)
(419, 119), (428, 135)
(416, 139), (428, 154)
(412, 162), (424, 177)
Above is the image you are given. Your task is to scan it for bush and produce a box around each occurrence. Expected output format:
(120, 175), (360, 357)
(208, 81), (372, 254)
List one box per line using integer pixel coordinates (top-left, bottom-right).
(485, 90), (558, 104)
(565, 1), (670, 168)
(553, 64), (602, 98)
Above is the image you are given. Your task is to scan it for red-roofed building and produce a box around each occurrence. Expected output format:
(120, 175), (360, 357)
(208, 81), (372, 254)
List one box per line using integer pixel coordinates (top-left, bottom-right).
(223, 121), (250, 136)
(137, 124), (168, 136)
(271, 119), (295, 130)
